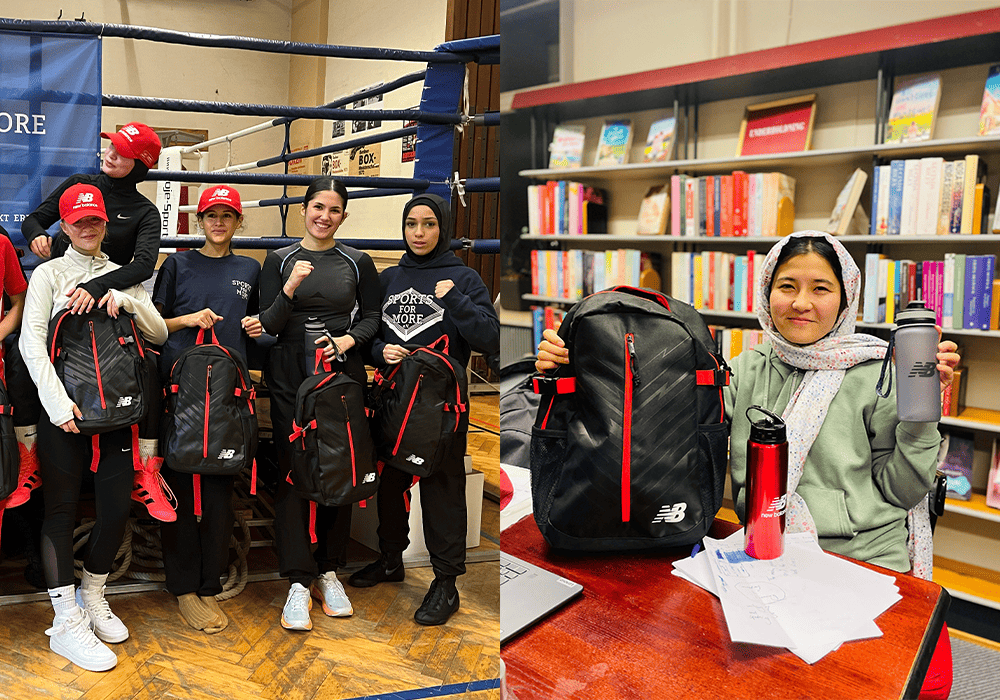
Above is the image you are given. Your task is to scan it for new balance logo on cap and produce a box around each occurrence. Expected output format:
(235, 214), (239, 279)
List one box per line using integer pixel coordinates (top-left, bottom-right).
(651, 502), (687, 524)
(406, 454), (425, 465)
(115, 396), (133, 408)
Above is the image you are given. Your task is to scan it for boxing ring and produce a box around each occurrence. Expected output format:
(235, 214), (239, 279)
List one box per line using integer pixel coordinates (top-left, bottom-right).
(0, 17), (499, 602)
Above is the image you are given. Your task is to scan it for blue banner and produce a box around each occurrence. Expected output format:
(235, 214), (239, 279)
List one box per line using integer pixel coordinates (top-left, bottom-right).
(0, 30), (102, 246)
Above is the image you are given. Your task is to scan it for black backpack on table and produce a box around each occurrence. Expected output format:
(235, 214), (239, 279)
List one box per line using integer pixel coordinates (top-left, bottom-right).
(367, 335), (467, 478)
(160, 328), (259, 512)
(530, 286), (731, 552)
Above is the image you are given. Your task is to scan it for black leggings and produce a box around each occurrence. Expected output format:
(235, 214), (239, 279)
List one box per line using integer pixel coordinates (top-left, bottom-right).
(376, 432), (468, 577)
(265, 342), (367, 587)
(37, 416), (134, 588)
(160, 468), (235, 597)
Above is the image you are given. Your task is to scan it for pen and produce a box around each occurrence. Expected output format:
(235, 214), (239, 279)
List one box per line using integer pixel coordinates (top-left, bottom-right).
(691, 543), (701, 558)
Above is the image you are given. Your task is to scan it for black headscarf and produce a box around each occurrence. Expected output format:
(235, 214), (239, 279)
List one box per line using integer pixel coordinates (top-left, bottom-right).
(401, 193), (453, 263)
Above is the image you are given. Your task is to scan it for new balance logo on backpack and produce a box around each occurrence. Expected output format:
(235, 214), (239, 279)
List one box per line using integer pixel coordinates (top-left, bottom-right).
(362, 472), (376, 484)
(116, 396), (133, 408)
(218, 449), (235, 459)
(530, 286), (731, 553)
(652, 503), (687, 524)
(406, 454), (425, 465)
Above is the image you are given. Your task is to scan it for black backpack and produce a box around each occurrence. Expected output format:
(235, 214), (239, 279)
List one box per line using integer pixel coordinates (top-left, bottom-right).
(48, 309), (149, 435)
(288, 371), (378, 509)
(500, 358), (540, 469)
(530, 286), (731, 552)
(161, 328), (258, 482)
(367, 336), (467, 478)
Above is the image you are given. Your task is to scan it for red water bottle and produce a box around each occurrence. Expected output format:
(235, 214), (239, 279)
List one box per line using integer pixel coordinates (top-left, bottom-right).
(744, 406), (788, 560)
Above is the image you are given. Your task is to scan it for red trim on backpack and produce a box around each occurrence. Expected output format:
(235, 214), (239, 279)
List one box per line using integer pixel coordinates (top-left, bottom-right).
(622, 334), (635, 523)
(308, 501), (318, 544)
(392, 373), (423, 457)
(192, 474), (202, 517)
(131, 424), (143, 471)
(250, 458), (257, 496)
(539, 395), (555, 430)
(532, 376), (576, 395)
(342, 397), (357, 487)
(49, 312), (70, 363)
(90, 435), (100, 473)
(203, 365), (212, 459)
(89, 321), (107, 410)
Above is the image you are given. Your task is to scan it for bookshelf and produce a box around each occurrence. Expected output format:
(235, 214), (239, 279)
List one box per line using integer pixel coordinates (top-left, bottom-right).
(509, 9), (1000, 603)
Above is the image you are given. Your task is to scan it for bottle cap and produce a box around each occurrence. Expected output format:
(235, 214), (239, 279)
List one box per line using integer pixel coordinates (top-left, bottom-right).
(894, 299), (936, 327)
(746, 405), (786, 444)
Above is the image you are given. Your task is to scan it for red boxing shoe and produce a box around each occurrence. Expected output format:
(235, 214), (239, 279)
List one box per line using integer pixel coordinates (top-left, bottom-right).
(6, 442), (41, 509)
(131, 456), (177, 522)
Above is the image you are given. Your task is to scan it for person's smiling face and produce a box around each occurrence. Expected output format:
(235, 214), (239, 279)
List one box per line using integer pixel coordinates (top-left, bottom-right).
(769, 252), (842, 346)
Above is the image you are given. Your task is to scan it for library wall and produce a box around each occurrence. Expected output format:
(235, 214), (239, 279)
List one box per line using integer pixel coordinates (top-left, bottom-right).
(567, 0), (1000, 84)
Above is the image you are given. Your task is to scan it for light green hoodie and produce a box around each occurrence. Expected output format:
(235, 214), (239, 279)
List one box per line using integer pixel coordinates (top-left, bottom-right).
(727, 342), (941, 573)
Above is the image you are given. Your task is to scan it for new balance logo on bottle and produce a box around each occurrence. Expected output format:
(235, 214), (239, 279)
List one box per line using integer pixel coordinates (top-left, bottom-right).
(406, 454), (425, 465)
(116, 396), (133, 408)
(218, 449), (235, 459)
(907, 361), (937, 378)
(362, 472), (376, 484)
(651, 502), (687, 524)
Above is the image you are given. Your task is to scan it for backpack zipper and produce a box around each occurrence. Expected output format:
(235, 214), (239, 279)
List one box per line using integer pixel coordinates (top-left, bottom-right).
(392, 373), (423, 457)
(90, 321), (106, 410)
(204, 365), (213, 459)
(622, 333), (638, 523)
(342, 396), (357, 486)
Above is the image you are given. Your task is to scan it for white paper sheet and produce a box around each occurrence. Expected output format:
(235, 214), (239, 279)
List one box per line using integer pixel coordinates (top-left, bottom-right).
(672, 528), (901, 664)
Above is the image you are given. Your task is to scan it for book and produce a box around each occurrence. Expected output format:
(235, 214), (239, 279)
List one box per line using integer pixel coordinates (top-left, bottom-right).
(953, 253), (966, 329)
(899, 159), (920, 236)
(869, 165), (880, 237)
(937, 431), (975, 501)
(636, 185), (670, 235)
(670, 174), (686, 236)
(874, 165), (890, 235)
(915, 157), (943, 237)
(643, 117), (676, 162)
(960, 154), (986, 234)
(732, 171), (748, 236)
(980, 254), (996, 330)
(937, 161), (954, 236)
(887, 160), (905, 235)
(885, 73), (941, 143)
(949, 160), (965, 233)
(979, 64), (1000, 136)
(594, 119), (633, 166)
(988, 437), (1000, 511)
(825, 168), (868, 236)
(548, 124), (586, 169)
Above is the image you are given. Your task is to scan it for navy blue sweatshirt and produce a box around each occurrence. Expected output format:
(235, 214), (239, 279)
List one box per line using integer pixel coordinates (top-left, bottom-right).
(371, 193), (499, 379)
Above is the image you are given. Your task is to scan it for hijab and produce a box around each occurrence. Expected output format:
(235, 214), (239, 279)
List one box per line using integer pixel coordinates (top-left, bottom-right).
(401, 193), (453, 264)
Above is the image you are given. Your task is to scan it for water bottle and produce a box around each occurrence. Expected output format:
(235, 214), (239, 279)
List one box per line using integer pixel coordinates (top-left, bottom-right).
(744, 405), (788, 560)
(892, 300), (941, 422)
(303, 316), (328, 376)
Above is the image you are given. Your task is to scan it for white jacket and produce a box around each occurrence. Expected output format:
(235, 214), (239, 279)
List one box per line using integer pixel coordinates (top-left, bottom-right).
(19, 246), (168, 427)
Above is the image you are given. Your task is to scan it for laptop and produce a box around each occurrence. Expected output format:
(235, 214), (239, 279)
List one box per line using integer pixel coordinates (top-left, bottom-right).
(500, 552), (583, 644)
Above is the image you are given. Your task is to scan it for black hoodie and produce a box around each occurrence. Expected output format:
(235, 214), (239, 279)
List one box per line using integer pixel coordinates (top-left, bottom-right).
(371, 194), (499, 380)
(20, 164), (160, 300)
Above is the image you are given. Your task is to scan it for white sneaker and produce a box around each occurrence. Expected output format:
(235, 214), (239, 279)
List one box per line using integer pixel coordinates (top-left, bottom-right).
(76, 587), (129, 643)
(281, 583), (313, 631)
(46, 608), (117, 672)
(311, 572), (353, 617)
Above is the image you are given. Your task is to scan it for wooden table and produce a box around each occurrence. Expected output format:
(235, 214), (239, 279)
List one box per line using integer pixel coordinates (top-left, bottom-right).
(501, 516), (948, 700)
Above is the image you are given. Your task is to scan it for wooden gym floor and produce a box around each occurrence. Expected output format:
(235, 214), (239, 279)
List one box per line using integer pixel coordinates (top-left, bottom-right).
(0, 395), (501, 700)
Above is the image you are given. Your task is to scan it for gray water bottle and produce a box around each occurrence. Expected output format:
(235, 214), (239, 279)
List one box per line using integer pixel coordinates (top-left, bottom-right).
(893, 300), (940, 422)
(303, 316), (328, 375)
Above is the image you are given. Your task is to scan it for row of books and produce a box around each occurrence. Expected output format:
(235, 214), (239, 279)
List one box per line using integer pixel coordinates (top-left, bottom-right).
(868, 155), (989, 237)
(667, 172), (796, 238)
(530, 306), (566, 351)
(526, 181), (608, 236)
(529, 248), (644, 300)
(862, 253), (999, 329)
(670, 251), (763, 314)
(706, 325), (766, 363)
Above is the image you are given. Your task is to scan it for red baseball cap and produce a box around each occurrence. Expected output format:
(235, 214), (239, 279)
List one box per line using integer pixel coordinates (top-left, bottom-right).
(100, 122), (161, 168)
(198, 185), (243, 215)
(59, 184), (109, 224)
